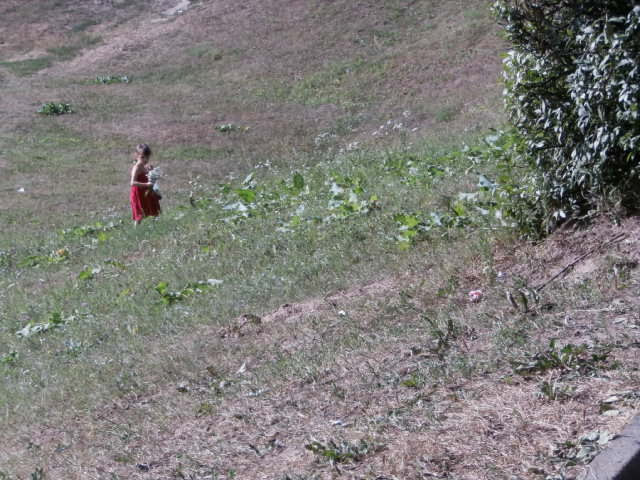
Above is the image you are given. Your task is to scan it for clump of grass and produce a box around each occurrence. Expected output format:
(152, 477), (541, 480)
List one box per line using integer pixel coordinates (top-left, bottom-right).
(305, 438), (379, 465)
(95, 75), (130, 84)
(435, 104), (462, 123)
(37, 102), (73, 115)
(215, 123), (247, 133)
(18, 248), (69, 267)
(511, 339), (613, 376)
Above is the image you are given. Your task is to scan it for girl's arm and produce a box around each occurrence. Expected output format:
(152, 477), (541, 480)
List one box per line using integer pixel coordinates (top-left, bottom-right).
(130, 164), (151, 187)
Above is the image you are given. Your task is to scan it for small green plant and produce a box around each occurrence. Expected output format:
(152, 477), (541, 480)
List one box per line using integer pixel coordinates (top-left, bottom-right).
(19, 248), (70, 267)
(394, 213), (428, 249)
(511, 339), (612, 376)
(95, 75), (130, 84)
(215, 123), (248, 133)
(37, 103), (73, 115)
(305, 438), (377, 465)
(402, 372), (426, 389)
(327, 175), (379, 218)
(30, 468), (45, 480)
(551, 431), (615, 467)
(155, 279), (223, 305)
(16, 311), (65, 338)
(196, 402), (216, 417)
(61, 220), (121, 238)
(538, 379), (574, 402)
(0, 351), (18, 366)
(77, 266), (100, 281)
(423, 314), (459, 358)
(0, 250), (11, 268)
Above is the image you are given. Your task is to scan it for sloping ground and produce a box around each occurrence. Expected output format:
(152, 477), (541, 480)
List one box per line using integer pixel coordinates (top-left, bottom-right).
(0, 0), (505, 230)
(3, 216), (640, 479)
(8, 2), (637, 480)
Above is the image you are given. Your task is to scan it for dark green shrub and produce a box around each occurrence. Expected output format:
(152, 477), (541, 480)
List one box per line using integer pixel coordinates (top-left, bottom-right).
(494, 2), (640, 231)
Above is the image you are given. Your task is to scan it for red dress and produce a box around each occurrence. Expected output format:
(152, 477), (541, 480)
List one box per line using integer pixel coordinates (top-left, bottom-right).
(130, 170), (161, 221)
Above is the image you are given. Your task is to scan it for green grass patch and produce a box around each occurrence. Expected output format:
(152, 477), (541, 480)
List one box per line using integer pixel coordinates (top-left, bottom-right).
(255, 59), (388, 107)
(0, 136), (503, 421)
(0, 57), (52, 76)
(0, 35), (100, 77)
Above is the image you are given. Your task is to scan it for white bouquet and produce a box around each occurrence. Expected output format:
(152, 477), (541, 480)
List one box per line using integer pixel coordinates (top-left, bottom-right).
(147, 167), (163, 199)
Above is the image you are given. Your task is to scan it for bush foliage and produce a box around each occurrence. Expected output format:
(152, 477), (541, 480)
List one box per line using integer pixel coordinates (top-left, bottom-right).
(494, 1), (640, 231)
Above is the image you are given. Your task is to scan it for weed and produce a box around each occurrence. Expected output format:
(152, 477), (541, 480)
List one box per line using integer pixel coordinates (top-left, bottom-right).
(16, 311), (65, 338)
(61, 220), (122, 238)
(511, 339), (612, 376)
(18, 248), (69, 267)
(538, 379), (574, 401)
(402, 372), (426, 389)
(327, 175), (379, 218)
(155, 279), (223, 305)
(77, 266), (100, 281)
(394, 213), (429, 249)
(95, 75), (130, 84)
(305, 438), (378, 465)
(423, 314), (459, 357)
(196, 402), (216, 417)
(215, 123), (247, 133)
(0, 352), (18, 366)
(37, 103), (73, 115)
(30, 468), (45, 480)
(551, 431), (615, 467)
(0, 250), (11, 269)
(435, 104), (462, 123)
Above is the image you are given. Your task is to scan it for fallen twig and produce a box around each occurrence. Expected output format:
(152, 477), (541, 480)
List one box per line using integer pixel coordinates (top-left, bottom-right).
(535, 232), (627, 292)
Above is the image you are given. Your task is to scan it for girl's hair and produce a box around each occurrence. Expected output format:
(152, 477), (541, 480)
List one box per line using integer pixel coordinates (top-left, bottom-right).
(136, 143), (152, 158)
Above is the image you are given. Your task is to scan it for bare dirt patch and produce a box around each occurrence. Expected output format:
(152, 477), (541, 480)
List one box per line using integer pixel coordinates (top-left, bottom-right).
(497, 216), (640, 292)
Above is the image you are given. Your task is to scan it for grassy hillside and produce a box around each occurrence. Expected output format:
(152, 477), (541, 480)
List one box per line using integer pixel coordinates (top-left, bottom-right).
(2, 1), (639, 480)
(0, 0), (503, 231)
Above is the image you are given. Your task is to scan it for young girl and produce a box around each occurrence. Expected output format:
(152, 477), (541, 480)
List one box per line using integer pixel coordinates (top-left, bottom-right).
(130, 143), (161, 225)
